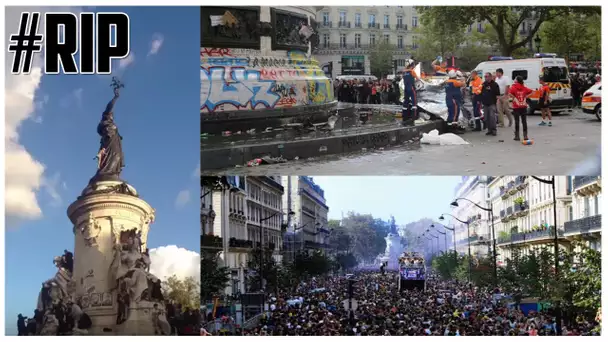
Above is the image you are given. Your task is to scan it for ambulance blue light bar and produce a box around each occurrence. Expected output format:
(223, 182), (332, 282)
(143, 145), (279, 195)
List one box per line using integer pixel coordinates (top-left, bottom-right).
(534, 53), (557, 58)
(488, 56), (513, 61)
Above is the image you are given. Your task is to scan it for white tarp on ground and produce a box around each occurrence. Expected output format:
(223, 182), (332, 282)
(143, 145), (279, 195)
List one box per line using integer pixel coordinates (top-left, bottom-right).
(420, 129), (470, 146)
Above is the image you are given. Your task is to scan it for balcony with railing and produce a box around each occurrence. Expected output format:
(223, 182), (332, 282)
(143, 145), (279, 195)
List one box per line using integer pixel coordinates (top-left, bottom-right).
(338, 21), (351, 28)
(201, 234), (223, 250)
(354, 22), (362, 28)
(564, 214), (602, 235)
(573, 176), (600, 189)
(383, 24), (391, 29)
(497, 226), (563, 245)
(395, 24), (408, 31)
(368, 22), (380, 29)
(229, 238), (253, 251)
(320, 21), (332, 28)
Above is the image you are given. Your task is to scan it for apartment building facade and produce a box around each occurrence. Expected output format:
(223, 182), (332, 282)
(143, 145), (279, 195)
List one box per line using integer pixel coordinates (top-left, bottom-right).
(201, 176), (285, 295)
(281, 176), (331, 263)
(449, 176), (493, 257)
(313, 6), (421, 78)
(312, 6), (538, 78)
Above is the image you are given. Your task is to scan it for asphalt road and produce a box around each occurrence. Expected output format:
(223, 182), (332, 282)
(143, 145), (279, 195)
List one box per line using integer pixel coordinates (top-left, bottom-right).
(225, 109), (601, 175)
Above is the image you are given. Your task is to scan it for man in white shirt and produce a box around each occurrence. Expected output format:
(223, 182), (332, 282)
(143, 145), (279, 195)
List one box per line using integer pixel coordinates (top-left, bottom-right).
(495, 68), (513, 127)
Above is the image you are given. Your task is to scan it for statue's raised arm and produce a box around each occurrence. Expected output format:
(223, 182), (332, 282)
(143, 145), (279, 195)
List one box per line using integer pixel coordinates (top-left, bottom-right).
(91, 77), (126, 183)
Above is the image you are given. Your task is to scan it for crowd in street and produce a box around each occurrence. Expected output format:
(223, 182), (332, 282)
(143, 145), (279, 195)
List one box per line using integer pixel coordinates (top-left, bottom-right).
(166, 302), (201, 335)
(231, 271), (599, 336)
(332, 62), (601, 140)
(334, 78), (402, 105)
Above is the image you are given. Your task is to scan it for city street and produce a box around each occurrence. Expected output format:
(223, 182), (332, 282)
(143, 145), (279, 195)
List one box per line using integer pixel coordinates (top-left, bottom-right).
(225, 110), (600, 175)
(210, 270), (600, 336)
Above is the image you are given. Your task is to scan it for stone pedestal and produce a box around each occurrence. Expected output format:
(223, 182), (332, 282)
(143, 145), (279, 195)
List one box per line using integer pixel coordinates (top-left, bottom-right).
(383, 233), (403, 270)
(67, 181), (155, 335)
(115, 302), (160, 336)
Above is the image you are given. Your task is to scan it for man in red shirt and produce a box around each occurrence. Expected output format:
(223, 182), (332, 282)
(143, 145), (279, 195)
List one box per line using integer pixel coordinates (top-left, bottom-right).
(508, 76), (534, 141)
(538, 77), (553, 126)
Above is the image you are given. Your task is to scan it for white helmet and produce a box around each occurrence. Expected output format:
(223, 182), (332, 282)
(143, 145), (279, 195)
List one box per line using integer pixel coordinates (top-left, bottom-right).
(406, 59), (415, 67)
(456, 71), (463, 78)
(448, 70), (457, 78)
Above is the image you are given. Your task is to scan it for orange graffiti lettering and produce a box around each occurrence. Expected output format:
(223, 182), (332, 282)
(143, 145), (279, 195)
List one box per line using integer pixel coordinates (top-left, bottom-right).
(277, 97), (297, 106)
(201, 48), (233, 57)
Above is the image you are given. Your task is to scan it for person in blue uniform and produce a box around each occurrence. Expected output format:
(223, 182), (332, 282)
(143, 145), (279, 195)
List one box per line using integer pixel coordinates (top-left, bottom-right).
(444, 70), (465, 129)
(400, 59), (421, 126)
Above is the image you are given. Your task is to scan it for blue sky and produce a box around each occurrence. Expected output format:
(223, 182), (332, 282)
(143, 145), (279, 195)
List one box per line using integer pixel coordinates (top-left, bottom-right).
(4, 6), (200, 334)
(312, 176), (463, 224)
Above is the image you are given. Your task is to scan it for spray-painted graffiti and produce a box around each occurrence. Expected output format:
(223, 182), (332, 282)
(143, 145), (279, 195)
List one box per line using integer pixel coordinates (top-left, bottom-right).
(201, 47), (333, 113)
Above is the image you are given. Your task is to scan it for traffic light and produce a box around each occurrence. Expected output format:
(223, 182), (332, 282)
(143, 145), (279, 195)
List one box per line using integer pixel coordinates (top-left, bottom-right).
(328, 61), (333, 77)
(393, 60), (398, 72)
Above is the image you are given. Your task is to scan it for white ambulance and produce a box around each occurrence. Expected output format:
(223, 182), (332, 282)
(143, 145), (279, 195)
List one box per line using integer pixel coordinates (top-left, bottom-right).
(473, 54), (572, 114)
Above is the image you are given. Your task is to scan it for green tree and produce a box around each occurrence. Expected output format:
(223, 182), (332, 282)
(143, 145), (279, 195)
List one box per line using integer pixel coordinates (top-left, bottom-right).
(369, 41), (396, 78)
(200, 251), (230, 303)
(415, 7), (466, 59)
(163, 275), (201, 310)
(328, 220), (352, 254)
(336, 253), (358, 271)
(417, 6), (601, 56)
(246, 247), (279, 292)
(431, 251), (459, 279)
(293, 250), (332, 278)
(539, 11), (601, 62)
(455, 39), (492, 70)
(562, 242), (601, 312)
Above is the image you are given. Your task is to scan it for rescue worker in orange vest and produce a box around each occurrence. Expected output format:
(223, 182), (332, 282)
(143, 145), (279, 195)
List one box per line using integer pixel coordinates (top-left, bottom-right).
(399, 59), (421, 126)
(469, 70), (484, 131)
(431, 56), (448, 76)
(444, 70), (466, 130)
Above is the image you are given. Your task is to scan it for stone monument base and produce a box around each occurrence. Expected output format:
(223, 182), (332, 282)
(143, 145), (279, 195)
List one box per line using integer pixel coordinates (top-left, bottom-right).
(115, 301), (163, 336)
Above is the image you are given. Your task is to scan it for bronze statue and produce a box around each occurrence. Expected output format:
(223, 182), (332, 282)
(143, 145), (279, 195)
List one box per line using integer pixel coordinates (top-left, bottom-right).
(92, 77), (125, 183)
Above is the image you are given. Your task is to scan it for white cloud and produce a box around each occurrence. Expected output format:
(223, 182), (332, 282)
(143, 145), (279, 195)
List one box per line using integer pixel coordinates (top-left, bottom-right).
(42, 172), (63, 207)
(59, 88), (84, 109)
(149, 245), (200, 281)
(5, 6), (82, 227)
(118, 53), (135, 70)
(174, 190), (190, 208)
(191, 164), (200, 178)
(147, 33), (164, 56)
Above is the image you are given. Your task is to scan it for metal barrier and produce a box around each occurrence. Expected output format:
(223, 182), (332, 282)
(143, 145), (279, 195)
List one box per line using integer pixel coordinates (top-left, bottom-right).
(204, 319), (236, 335)
(242, 312), (265, 330)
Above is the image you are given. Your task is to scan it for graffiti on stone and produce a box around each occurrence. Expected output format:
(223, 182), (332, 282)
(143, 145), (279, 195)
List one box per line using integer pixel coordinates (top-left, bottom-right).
(341, 132), (390, 148)
(201, 47), (333, 113)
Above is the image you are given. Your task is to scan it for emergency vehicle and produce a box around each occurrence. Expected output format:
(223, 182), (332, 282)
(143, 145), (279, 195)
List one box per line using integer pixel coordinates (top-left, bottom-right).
(473, 54), (572, 114)
(582, 82), (601, 121)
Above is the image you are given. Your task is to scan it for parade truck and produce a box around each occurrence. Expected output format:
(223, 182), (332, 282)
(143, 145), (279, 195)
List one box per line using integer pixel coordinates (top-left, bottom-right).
(473, 53), (573, 115)
(398, 252), (427, 291)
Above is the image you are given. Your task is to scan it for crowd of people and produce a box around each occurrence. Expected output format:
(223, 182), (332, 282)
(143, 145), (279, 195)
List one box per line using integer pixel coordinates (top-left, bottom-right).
(398, 252), (424, 266)
(332, 59), (601, 139)
(165, 302), (201, 335)
(16, 302), (199, 336)
(334, 78), (401, 105)
(231, 271), (599, 336)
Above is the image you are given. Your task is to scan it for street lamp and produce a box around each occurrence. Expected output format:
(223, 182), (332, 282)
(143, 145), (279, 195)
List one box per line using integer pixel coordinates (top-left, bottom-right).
(450, 197), (498, 287)
(433, 223), (457, 263)
(440, 213), (472, 284)
(534, 36), (541, 53)
(258, 210), (295, 312)
(427, 231), (440, 255)
(531, 176), (561, 335)
(429, 226), (447, 253)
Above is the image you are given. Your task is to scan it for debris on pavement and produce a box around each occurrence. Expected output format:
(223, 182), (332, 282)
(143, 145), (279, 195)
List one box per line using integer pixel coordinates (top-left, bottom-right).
(420, 129), (469, 145)
(246, 156), (287, 167)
